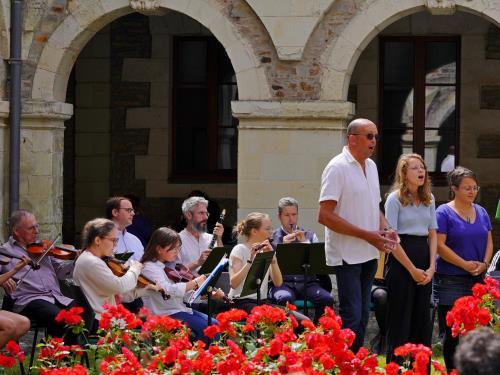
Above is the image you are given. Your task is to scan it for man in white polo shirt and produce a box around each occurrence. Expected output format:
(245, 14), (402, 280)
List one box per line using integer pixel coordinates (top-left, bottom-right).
(179, 196), (224, 273)
(318, 118), (397, 352)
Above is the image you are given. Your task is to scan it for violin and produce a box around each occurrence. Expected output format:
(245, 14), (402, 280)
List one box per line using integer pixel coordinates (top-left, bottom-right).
(27, 240), (79, 260)
(102, 256), (170, 300)
(0, 251), (39, 269)
(164, 263), (195, 283)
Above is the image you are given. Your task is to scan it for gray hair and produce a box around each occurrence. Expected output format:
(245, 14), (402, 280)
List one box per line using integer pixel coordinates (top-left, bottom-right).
(8, 210), (34, 233)
(347, 118), (376, 135)
(182, 196), (209, 216)
(278, 197), (299, 214)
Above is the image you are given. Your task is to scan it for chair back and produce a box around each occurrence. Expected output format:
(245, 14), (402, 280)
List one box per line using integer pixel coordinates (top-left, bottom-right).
(60, 279), (95, 332)
(214, 272), (230, 294)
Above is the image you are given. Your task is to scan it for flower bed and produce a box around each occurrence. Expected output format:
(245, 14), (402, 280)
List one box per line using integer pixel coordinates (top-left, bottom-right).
(1, 277), (498, 374)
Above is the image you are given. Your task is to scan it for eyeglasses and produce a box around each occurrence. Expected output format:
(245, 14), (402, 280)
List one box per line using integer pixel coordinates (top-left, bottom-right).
(22, 224), (40, 232)
(460, 186), (480, 192)
(119, 208), (135, 213)
(350, 133), (380, 141)
(167, 245), (181, 253)
(104, 237), (119, 245)
(195, 211), (210, 217)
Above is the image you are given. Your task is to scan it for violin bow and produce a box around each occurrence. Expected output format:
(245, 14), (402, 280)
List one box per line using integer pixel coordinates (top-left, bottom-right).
(16, 234), (60, 287)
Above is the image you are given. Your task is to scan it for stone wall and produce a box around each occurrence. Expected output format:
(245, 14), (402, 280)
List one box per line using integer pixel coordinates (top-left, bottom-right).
(349, 11), (500, 244)
(64, 11), (239, 241)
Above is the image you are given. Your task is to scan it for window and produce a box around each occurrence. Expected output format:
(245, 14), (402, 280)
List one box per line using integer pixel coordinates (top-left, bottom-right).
(379, 36), (460, 183)
(172, 36), (238, 181)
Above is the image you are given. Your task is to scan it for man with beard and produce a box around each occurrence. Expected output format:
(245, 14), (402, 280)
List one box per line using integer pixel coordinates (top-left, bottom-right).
(178, 196), (224, 273)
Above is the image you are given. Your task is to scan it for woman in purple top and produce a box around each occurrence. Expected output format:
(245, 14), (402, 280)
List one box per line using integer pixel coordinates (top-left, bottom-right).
(434, 166), (493, 371)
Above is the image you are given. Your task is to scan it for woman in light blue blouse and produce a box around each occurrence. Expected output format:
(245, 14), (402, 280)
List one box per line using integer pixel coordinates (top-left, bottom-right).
(384, 154), (437, 363)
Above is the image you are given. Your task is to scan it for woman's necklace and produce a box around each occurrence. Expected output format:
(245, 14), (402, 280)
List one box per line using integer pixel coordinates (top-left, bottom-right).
(452, 202), (474, 223)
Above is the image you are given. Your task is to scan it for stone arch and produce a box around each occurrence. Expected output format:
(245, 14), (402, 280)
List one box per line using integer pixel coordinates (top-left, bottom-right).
(319, 0), (500, 101)
(32, 0), (270, 103)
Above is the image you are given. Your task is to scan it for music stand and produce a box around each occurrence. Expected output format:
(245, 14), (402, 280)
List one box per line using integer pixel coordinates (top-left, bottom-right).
(240, 251), (274, 304)
(188, 257), (229, 325)
(198, 246), (231, 275)
(275, 242), (334, 315)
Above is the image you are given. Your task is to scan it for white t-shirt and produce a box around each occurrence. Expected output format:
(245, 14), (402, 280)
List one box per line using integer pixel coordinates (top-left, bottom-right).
(114, 228), (144, 261)
(178, 229), (213, 271)
(319, 146), (381, 266)
(228, 243), (271, 300)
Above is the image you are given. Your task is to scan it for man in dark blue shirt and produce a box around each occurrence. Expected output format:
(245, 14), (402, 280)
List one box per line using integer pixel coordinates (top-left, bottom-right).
(270, 197), (333, 322)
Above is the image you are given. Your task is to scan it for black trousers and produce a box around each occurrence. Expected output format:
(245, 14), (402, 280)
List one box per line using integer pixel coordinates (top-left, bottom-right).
(20, 299), (79, 344)
(386, 235), (432, 363)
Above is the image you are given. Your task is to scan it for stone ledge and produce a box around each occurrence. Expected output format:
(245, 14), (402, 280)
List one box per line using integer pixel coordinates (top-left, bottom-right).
(21, 100), (74, 120)
(232, 100), (355, 129)
(0, 100), (73, 127)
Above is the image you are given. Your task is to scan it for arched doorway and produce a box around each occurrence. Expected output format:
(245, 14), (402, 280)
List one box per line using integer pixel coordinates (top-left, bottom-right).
(29, 1), (268, 242)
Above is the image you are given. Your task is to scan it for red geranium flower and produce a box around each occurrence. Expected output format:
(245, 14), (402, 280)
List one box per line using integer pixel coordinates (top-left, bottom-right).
(203, 324), (220, 339)
(55, 306), (84, 326)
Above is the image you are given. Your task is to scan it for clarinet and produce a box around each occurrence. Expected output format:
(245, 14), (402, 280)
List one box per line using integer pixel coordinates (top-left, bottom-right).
(208, 209), (226, 249)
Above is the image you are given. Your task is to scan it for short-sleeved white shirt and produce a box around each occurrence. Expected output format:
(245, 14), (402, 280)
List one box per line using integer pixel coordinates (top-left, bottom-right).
(178, 229), (213, 271)
(319, 146), (381, 266)
(228, 243), (271, 300)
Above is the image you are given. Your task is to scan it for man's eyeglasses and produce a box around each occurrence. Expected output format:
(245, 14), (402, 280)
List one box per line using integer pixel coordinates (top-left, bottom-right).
(196, 211), (210, 217)
(104, 237), (119, 245)
(119, 208), (135, 213)
(350, 133), (380, 141)
(22, 224), (39, 232)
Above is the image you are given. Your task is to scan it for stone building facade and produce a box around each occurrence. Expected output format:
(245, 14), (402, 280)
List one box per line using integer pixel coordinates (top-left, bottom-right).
(0, 0), (499, 246)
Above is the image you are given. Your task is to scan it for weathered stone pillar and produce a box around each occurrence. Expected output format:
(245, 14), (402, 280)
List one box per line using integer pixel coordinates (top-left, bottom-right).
(0, 100), (10, 238)
(232, 100), (354, 239)
(0, 100), (72, 240)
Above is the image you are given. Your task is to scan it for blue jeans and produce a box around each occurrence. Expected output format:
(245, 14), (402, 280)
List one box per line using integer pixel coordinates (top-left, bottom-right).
(171, 310), (218, 343)
(334, 259), (377, 352)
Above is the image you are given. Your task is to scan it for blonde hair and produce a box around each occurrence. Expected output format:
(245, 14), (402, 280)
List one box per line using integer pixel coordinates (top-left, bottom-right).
(233, 212), (269, 238)
(389, 153), (432, 206)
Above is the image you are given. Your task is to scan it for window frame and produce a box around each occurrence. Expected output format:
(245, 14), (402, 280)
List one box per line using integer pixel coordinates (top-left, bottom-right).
(378, 35), (461, 185)
(171, 35), (237, 182)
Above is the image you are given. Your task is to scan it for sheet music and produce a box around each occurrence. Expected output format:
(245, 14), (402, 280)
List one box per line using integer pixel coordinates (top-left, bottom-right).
(188, 256), (228, 305)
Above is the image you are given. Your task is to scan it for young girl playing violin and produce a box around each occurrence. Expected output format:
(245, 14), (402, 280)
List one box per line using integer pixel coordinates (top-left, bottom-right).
(0, 257), (30, 348)
(73, 218), (161, 324)
(140, 227), (218, 343)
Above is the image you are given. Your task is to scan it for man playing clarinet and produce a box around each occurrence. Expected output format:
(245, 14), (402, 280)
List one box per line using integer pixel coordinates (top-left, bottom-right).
(270, 197), (334, 323)
(178, 196), (224, 273)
